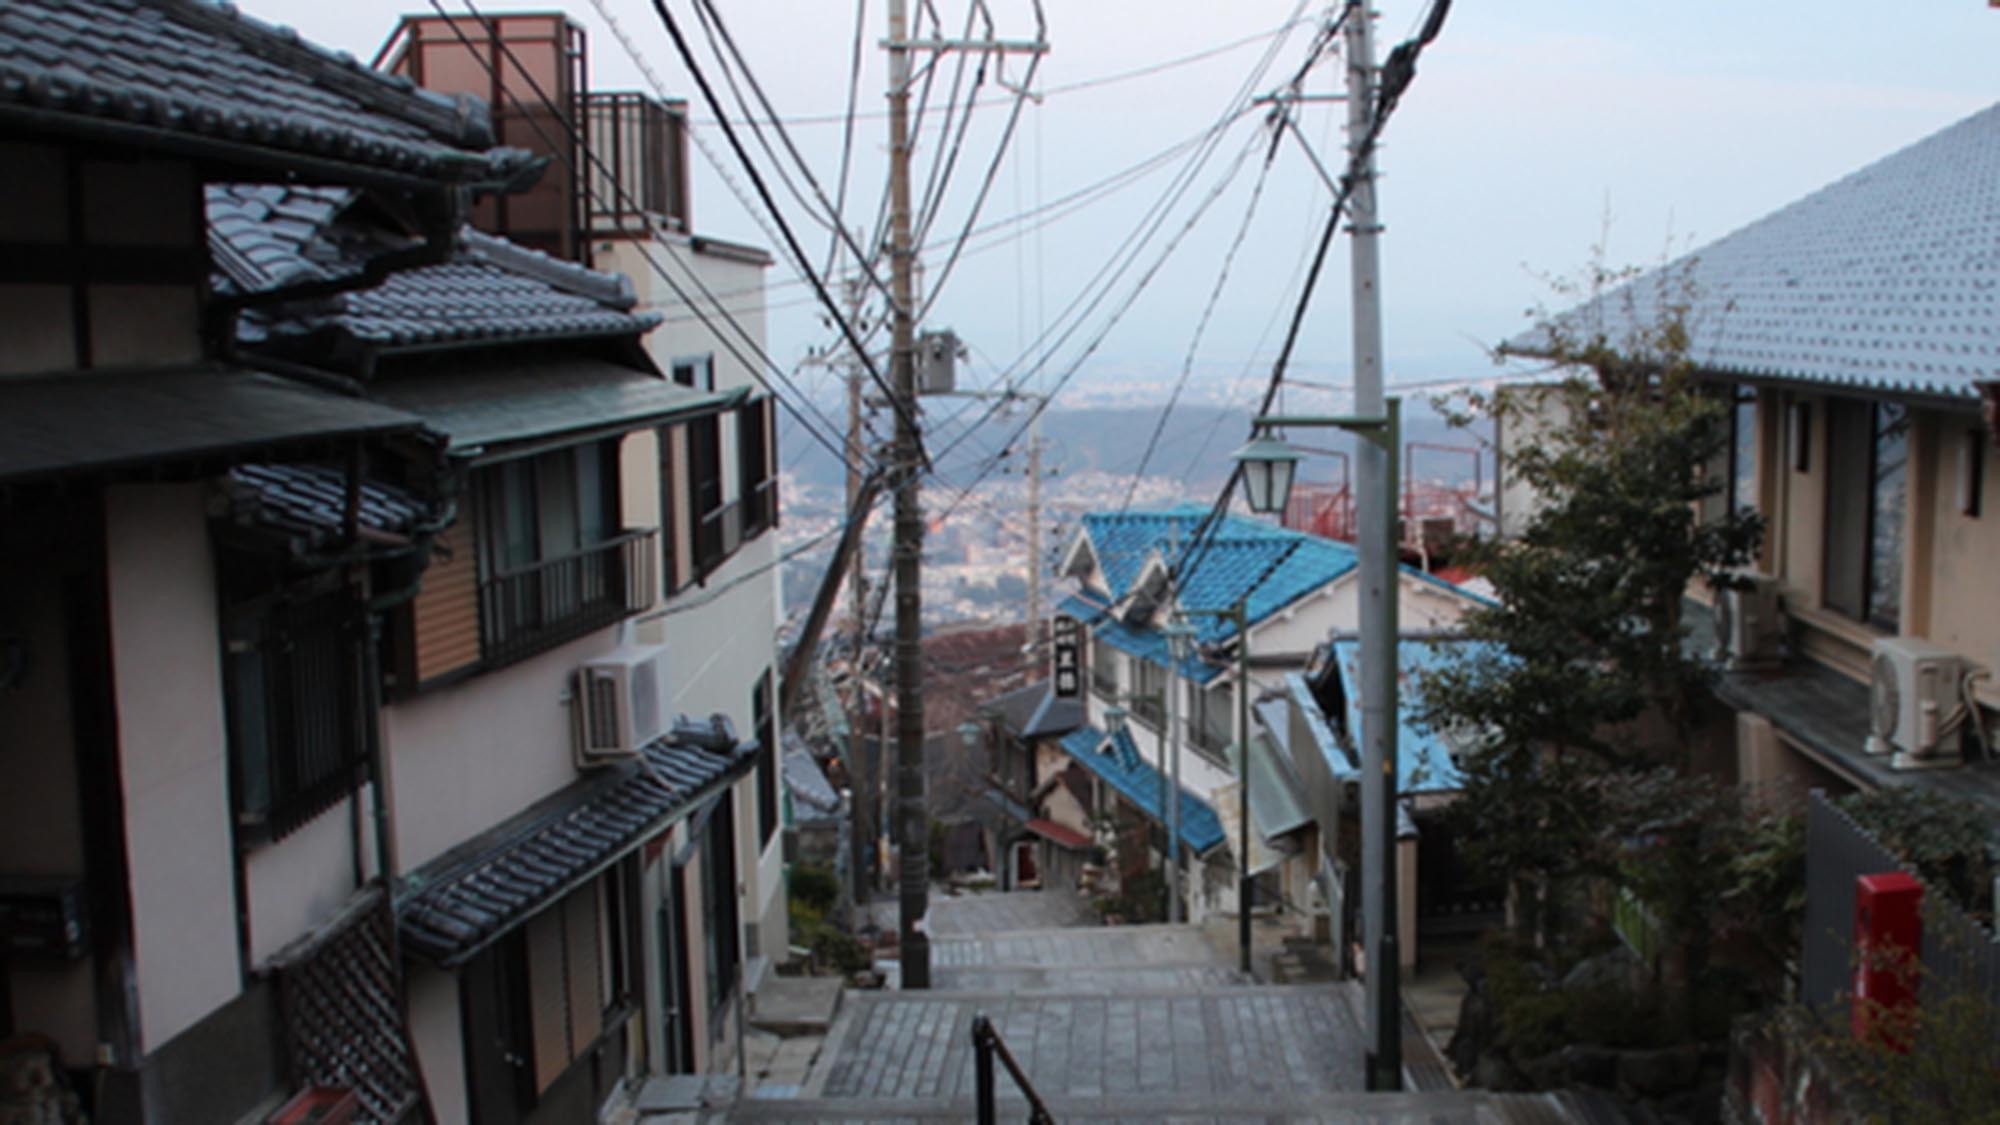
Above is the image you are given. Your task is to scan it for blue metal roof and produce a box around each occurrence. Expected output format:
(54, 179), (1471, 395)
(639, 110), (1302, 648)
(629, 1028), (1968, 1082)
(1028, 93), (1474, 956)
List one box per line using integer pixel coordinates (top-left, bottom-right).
(1327, 638), (1506, 794)
(1056, 725), (1226, 855)
(1507, 101), (2000, 399)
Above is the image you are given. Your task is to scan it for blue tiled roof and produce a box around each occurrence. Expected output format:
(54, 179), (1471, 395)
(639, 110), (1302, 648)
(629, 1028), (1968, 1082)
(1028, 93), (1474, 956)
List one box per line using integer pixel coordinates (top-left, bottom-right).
(1327, 638), (1505, 794)
(0, 0), (534, 185)
(208, 185), (659, 353)
(1507, 100), (2000, 399)
(1056, 725), (1226, 855)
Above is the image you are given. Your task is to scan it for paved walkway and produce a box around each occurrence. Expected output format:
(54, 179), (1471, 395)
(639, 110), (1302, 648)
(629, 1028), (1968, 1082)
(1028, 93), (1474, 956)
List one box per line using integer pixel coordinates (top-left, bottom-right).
(867, 885), (1095, 935)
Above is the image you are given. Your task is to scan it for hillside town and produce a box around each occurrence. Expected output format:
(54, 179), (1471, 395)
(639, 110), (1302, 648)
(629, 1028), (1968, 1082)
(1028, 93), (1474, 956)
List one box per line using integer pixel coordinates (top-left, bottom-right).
(1, 2), (1996, 1124)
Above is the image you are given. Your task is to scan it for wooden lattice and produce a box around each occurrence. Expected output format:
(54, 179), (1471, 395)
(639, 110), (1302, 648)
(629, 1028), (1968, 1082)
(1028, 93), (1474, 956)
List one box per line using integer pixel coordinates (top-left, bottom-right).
(272, 887), (424, 1125)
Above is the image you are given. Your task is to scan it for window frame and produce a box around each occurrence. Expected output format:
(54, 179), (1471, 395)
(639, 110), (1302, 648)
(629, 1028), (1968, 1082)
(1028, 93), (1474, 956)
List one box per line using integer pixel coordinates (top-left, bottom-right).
(1131, 658), (1166, 731)
(219, 572), (366, 844)
(1822, 397), (1908, 632)
(753, 669), (778, 850)
(670, 354), (715, 391)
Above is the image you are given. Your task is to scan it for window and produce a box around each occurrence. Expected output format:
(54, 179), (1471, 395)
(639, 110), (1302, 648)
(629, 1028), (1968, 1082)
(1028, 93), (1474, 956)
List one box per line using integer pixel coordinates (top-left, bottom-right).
(1824, 398), (1907, 631)
(659, 423), (681, 594)
(221, 577), (365, 842)
(701, 790), (740, 1038)
(686, 413), (727, 579)
(671, 354), (714, 390)
(1960, 429), (1983, 518)
(738, 397), (776, 541)
(493, 871), (633, 1103)
(1090, 634), (1118, 699)
(474, 441), (652, 664)
(753, 669), (778, 849)
(1729, 390), (1757, 517)
(1189, 681), (1233, 759)
(1131, 658), (1165, 730)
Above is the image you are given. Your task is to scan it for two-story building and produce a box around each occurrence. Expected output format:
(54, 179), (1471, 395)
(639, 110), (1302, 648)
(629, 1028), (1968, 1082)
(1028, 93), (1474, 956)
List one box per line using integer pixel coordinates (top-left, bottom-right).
(0, 3), (787, 1123)
(1054, 507), (1489, 922)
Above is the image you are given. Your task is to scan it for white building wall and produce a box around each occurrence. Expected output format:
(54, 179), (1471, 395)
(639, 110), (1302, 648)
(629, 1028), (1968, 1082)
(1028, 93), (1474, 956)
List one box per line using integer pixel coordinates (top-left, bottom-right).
(104, 484), (240, 1053)
(407, 964), (468, 1125)
(243, 798), (361, 966)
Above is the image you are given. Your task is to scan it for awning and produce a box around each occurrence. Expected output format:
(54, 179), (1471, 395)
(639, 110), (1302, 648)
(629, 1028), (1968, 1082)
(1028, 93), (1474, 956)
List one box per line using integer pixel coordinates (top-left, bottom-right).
(1213, 784), (1300, 876)
(370, 355), (741, 458)
(399, 738), (755, 967)
(1023, 818), (1091, 851)
(1232, 734), (1313, 839)
(0, 364), (422, 484)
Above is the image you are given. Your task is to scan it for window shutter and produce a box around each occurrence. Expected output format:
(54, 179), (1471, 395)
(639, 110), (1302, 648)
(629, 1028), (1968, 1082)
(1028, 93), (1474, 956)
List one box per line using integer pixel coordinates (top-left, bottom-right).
(525, 909), (569, 1094)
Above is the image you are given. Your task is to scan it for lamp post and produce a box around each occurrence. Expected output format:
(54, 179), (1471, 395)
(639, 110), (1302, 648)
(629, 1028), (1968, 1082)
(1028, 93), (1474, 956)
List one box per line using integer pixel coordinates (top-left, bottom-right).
(1184, 599), (1253, 976)
(1233, 395), (1402, 1089)
(1160, 620), (1195, 924)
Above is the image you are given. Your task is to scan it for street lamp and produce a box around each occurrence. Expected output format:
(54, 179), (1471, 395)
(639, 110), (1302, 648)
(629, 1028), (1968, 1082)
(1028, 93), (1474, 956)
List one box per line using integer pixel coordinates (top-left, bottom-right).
(1231, 432), (1303, 515)
(1233, 396), (1404, 1090)
(956, 719), (983, 754)
(1160, 620), (1196, 924)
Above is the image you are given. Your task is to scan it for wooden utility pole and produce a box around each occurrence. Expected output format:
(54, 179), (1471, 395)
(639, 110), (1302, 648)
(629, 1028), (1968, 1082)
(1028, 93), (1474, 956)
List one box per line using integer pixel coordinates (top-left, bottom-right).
(843, 275), (874, 909)
(884, 0), (931, 989)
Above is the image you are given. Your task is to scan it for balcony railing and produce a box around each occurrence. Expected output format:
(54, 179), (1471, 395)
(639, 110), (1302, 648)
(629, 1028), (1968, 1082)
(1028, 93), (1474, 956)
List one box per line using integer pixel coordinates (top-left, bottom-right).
(479, 529), (657, 667)
(742, 477), (778, 542)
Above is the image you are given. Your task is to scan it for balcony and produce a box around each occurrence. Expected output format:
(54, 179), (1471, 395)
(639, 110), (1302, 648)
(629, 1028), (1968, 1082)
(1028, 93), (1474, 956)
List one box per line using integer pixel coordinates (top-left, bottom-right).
(479, 529), (657, 667)
(585, 92), (690, 236)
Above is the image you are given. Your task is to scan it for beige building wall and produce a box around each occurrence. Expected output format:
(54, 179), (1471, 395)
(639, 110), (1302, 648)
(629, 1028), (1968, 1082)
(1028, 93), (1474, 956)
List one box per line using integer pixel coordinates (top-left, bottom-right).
(243, 796), (364, 966)
(407, 964), (468, 1125)
(104, 484), (240, 1053)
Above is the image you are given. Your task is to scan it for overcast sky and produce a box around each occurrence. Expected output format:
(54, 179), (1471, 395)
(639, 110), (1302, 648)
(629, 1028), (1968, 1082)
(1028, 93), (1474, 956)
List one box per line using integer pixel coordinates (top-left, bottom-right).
(268, 1), (1996, 412)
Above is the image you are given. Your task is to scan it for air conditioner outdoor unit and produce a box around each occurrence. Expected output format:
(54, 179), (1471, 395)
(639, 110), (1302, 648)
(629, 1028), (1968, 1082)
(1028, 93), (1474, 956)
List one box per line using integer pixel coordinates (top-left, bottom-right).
(573, 644), (669, 766)
(1712, 572), (1784, 670)
(1866, 636), (1970, 770)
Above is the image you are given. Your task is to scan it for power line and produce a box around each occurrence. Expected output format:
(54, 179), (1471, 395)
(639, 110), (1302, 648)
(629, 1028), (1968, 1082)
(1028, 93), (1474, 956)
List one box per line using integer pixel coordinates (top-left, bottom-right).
(647, 0), (928, 469)
(687, 16), (1311, 129)
(688, 0), (900, 315)
(822, 0), (869, 280)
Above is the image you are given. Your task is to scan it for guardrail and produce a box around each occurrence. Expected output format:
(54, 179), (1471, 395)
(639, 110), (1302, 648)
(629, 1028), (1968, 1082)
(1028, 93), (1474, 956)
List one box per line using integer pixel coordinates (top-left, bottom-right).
(971, 1013), (1054, 1125)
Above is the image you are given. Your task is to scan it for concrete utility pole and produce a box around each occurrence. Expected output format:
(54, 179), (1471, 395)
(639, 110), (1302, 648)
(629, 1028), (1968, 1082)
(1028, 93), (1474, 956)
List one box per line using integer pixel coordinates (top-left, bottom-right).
(843, 276), (874, 909)
(1162, 622), (1193, 923)
(1024, 408), (1043, 659)
(1344, 2), (1402, 1091)
(885, 0), (932, 990)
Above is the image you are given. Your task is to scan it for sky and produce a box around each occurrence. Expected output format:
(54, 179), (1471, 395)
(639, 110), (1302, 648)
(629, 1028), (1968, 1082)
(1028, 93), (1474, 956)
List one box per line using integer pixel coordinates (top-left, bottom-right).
(267, 1), (1998, 417)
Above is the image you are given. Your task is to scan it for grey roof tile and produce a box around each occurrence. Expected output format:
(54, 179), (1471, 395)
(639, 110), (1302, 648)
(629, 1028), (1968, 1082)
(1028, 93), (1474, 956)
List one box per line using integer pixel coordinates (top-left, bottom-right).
(0, 0), (534, 184)
(399, 738), (756, 966)
(1509, 101), (2000, 398)
(216, 461), (437, 549)
(206, 183), (660, 351)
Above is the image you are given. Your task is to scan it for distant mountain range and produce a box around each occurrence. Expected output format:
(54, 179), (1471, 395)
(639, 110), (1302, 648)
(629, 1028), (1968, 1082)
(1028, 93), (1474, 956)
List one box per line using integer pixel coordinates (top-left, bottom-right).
(779, 396), (1494, 492)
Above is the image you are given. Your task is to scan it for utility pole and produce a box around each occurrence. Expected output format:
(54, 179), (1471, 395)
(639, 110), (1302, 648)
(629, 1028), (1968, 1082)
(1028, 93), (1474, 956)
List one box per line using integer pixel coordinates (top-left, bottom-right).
(1344, 2), (1402, 1091)
(843, 274), (873, 910)
(1024, 408), (1043, 659)
(885, 0), (931, 990)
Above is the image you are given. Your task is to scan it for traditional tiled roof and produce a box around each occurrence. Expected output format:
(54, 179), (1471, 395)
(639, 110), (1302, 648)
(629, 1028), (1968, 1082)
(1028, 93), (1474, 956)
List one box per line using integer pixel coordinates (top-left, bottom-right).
(1056, 725), (1225, 855)
(1506, 101), (2000, 399)
(215, 462), (439, 549)
(0, 0), (534, 185)
(207, 184), (660, 352)
(400, 737), (755, 967)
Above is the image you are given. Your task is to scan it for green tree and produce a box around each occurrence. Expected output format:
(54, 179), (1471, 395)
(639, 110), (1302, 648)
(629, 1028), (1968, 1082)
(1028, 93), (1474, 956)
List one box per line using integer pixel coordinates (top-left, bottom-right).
(1417, 260), (1764, 1034)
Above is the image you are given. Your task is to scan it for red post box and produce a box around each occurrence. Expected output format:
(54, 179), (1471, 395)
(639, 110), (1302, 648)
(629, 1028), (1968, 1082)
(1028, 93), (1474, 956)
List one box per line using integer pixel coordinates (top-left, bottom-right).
(1852, 872), (1922, 1051)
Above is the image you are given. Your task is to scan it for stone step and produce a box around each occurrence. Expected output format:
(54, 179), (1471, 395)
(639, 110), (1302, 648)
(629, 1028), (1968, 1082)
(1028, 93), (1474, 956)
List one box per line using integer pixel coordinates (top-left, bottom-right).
(720, 1088), (1629, 1122)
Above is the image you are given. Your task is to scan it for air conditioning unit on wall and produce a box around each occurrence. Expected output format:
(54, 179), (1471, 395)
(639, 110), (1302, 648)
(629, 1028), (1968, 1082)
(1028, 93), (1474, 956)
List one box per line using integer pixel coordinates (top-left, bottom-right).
(1866, 636), (1971, 770)
(573, 644), (670, 766)
(1712, 572), (1784, 670)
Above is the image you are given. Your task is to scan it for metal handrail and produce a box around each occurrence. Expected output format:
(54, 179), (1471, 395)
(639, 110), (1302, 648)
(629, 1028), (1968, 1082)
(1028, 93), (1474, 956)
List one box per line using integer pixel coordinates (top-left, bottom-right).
(487, 527), (656, 583)
(971, 1013), (1054, 1125)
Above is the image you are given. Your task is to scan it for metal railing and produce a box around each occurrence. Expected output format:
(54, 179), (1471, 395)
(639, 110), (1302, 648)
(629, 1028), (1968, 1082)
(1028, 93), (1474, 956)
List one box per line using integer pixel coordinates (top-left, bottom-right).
(693, 500), (743, 580)
(742, 477), (778, 542)
(971, 1013), (1054, 1125)
(479, 529), (656, 667)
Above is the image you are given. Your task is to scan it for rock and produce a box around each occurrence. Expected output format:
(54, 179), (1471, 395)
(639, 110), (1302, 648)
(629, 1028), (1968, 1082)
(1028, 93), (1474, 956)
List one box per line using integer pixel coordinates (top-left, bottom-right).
(1561, 946), (1637, 992)
(1474, 1051), (1525, 1092)
(1616, 1044), (1702, 1099)
(1557, 1044), (1619, 1088)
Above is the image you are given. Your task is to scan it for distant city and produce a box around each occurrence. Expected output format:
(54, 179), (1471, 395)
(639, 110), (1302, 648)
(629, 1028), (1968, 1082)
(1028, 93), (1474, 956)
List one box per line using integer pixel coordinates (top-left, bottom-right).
(776, 395), (1495, 633)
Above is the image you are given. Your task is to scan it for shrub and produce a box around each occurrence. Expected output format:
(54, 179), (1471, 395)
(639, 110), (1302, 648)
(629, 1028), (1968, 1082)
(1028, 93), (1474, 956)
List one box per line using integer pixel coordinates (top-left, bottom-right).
(791, 864), (839, 914)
